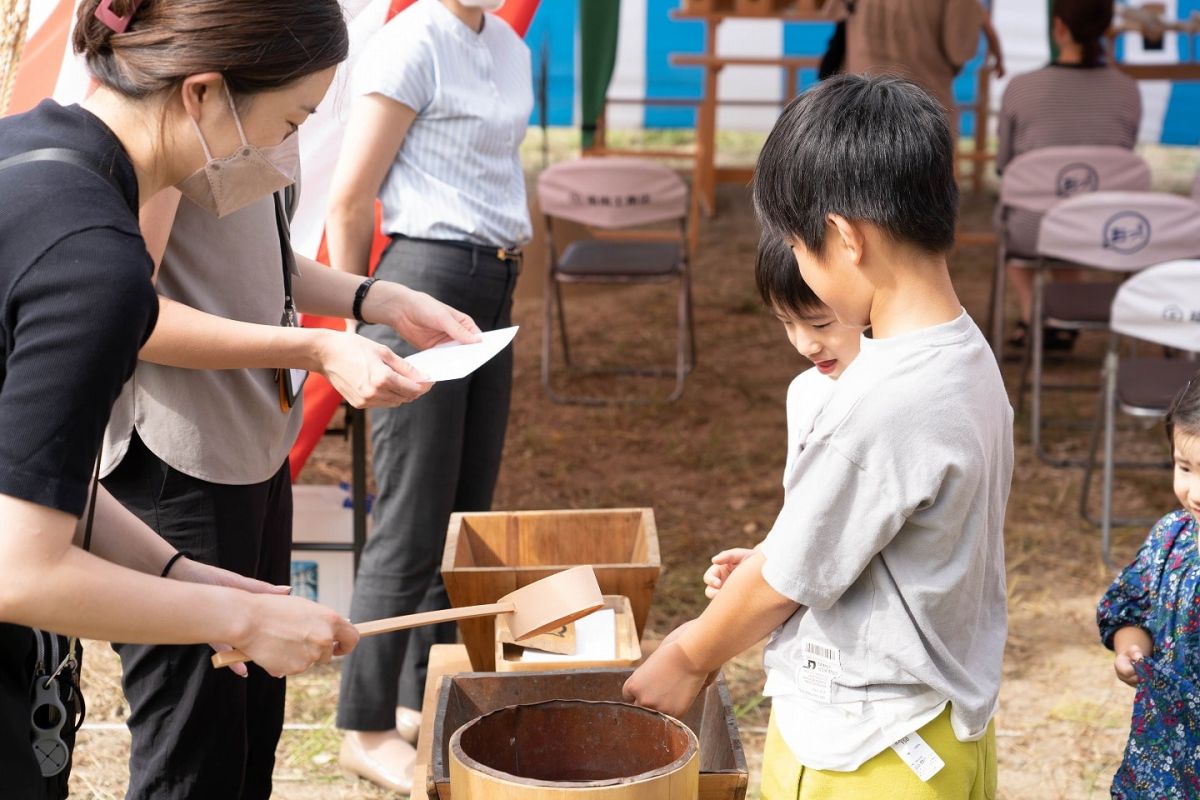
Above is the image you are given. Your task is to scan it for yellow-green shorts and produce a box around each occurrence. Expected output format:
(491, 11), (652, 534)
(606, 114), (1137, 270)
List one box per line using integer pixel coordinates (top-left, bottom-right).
(760, 705), (997, 800)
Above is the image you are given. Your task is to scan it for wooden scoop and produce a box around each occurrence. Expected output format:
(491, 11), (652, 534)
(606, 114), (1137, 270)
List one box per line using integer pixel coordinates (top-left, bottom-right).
(211, 565), (604, 669)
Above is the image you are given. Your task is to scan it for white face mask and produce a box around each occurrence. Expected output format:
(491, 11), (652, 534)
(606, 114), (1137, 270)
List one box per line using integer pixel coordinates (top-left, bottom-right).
(176, 86), (298, 218)
(459, 0), (505, 10)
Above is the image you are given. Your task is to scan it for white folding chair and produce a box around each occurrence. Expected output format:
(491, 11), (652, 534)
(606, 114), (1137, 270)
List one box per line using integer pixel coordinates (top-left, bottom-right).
(1077, 260), (1200, 567)
(537, 158), (695, 404)
(1027, 191), (1200, 465)
(990, 146), (1151, 363)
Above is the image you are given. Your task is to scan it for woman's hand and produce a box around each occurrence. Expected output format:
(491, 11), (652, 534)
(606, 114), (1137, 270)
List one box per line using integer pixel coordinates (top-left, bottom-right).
(227, 593), (359, 678)
(166, 557), (291, 677)
(362, 282), (482, 350)
(703, 548), (755, 599)
(314, 329), (434, 408)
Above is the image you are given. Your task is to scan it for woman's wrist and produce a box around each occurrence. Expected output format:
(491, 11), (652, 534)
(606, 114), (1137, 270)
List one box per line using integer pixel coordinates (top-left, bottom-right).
(357, 279), (410, 327)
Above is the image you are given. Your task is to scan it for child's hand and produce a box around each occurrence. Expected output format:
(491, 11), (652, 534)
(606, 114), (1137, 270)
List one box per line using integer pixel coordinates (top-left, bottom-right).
(623, 626), (716, 719)
(1114, 644), (1147, 687)
(703, 548), (755, 599)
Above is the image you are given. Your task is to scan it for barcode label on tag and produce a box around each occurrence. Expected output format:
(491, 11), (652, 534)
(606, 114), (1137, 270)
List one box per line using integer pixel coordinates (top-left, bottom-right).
(890, 731), (946, 782)
(803, 640), (840, 665)
(797, 639), (841, 703)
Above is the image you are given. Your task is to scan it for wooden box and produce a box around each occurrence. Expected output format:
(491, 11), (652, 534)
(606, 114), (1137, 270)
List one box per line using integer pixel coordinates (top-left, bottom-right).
(733, 0), (793, 15)
(442, 508), (660, 671)
(495, 596), (641, 673)
(682, 0), (734, 14)
(430, 668), (748, 800)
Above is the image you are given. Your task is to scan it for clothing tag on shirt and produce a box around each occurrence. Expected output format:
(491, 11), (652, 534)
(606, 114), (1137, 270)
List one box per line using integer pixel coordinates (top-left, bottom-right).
(797, 639), (841, 704)
(890, 731), (946, 782)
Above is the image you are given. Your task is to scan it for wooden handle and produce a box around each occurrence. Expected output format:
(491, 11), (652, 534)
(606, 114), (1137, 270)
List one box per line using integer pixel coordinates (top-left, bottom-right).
(211, 601), (515, 669)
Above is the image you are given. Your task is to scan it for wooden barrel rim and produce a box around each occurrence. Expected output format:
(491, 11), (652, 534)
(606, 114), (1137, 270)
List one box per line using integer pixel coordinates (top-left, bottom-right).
(449, 699), (699, 788)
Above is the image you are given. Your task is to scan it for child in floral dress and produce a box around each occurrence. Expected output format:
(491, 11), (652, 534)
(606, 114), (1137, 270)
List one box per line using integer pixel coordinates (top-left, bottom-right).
(1098, 373), (1200, 799)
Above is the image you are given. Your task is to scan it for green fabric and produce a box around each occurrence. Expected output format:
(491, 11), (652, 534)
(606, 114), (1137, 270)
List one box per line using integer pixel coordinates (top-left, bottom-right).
(579, 0), (620, 149)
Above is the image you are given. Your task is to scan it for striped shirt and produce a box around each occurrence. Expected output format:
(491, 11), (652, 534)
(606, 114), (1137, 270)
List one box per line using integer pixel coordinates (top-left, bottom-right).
(996, 64), (1141, 255)
(354, 0), (532, 247)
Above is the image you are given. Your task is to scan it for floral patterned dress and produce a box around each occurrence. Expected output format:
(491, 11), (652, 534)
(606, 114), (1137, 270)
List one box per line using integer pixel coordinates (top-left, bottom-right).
(1097, 509), (1200, 799)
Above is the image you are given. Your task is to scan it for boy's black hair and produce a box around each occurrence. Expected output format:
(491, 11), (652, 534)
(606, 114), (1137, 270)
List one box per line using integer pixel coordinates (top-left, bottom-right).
(1166, 371), (1200, 447)
(752, 74), (958, 257)
(755, 235), (826, 318)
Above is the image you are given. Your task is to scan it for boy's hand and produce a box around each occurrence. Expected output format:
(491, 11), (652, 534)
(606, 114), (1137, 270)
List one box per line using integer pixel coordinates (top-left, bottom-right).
(622, 635), (713, 720)
(703, 548), (755, 599)
(1114, 644), (1146, 687)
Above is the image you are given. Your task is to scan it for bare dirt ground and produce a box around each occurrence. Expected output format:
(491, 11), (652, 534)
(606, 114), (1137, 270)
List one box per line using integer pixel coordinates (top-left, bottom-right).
(70, 138), (1200, 799)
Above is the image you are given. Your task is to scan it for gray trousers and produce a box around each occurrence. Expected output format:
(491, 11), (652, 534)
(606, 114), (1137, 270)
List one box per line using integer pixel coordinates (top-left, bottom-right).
(337, 237), (516, 730)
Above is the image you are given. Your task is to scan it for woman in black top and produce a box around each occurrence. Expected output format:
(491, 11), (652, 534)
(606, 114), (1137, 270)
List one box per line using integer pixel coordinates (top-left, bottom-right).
(0, 1), (360, 796)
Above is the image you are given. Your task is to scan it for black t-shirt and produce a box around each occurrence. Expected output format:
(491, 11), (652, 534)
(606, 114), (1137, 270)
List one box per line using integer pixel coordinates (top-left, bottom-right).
(0, 100), (158, 516)
(0, 100), (157, 798)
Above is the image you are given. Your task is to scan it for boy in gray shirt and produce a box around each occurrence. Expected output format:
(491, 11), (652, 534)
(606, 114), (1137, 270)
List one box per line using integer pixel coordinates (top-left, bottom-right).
(624, 75), (1012, 798)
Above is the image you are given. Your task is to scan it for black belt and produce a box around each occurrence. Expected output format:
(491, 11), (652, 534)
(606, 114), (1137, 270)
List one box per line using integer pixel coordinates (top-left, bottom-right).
(392, 234), (522, 269)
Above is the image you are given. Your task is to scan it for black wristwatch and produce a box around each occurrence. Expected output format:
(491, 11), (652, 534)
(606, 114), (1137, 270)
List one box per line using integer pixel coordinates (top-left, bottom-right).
(352, 277), (378, 323)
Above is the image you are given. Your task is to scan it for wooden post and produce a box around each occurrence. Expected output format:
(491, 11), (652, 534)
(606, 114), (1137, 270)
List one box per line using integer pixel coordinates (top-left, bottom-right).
(695, 17), (722, 217)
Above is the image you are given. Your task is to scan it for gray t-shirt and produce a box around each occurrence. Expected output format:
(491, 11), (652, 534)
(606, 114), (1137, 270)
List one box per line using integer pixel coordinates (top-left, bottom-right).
(761, 310), (1012, 767)
(102, 193), (302, 485)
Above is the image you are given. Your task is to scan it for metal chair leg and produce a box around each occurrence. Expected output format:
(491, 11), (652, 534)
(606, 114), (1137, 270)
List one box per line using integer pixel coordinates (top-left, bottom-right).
(1101, 349), (1118, 570)
(1030, 268), (1045, 451)
(989, 241), (1007, 363)
(555, 281), (571, 367)
(541, 271), (555, 398)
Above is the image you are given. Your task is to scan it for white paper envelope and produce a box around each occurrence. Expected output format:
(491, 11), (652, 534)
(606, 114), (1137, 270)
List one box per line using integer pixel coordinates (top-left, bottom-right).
(404, 326), (518, 382)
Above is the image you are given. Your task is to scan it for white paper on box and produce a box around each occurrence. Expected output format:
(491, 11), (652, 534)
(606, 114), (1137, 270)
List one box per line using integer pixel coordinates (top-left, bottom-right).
(404, 326), (518, 382)
(517, 608), (618, 663)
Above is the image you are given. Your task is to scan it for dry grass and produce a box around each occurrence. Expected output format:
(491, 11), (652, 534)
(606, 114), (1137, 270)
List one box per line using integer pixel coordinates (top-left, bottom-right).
(69, 139), (1200, 799)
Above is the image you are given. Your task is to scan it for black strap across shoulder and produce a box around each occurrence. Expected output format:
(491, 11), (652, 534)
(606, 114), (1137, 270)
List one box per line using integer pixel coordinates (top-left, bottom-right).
(0, 147), (127, 206)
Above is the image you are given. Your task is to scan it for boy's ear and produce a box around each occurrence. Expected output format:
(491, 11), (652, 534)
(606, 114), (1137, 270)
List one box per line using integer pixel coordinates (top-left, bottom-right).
(826, 214), (865, 268)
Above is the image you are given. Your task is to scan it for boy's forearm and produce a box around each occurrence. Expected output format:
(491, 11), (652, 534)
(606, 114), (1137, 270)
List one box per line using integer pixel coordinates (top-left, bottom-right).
(678, 551), (799, 671)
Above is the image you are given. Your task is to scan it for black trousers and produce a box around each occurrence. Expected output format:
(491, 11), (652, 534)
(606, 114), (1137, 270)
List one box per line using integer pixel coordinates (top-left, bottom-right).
(102, 433), (292, 800)
(336, 237), (516, 730)
(0, 626), (80, 800)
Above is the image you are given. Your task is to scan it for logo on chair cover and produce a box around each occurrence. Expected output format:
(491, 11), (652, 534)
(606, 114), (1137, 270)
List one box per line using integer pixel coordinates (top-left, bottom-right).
(1102, 211), (1151, 254)
(1056, 163), (1100, 197)
(569, 191), (653, 208)
(1163, 305), (1185, 322)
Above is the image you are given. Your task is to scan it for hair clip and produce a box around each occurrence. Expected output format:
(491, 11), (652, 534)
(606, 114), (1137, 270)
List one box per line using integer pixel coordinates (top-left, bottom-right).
(95, 0), (144, 34)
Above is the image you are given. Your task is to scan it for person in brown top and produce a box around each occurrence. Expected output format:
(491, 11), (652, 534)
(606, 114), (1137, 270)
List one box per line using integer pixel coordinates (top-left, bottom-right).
(996, 0), (1140, 350)
(834, 0), (1002, 135)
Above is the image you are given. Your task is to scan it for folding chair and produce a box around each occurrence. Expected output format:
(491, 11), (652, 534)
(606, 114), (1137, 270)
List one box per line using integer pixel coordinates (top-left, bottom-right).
(1077, 259), (1200, 567)
(989, 146), (1151, 364)
(1027, 192), (1200, 465)
(537, 158), (695, 404)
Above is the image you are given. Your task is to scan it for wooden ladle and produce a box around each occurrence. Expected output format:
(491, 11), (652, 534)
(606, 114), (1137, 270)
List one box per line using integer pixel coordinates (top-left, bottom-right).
(211, 565), (604, 669)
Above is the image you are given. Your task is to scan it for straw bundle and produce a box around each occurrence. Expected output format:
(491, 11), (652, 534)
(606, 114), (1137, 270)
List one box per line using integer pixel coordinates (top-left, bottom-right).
(0, 0), (30, 116)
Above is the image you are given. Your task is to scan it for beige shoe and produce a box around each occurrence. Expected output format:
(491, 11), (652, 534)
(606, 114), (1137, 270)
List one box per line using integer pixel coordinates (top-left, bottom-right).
(395, 706), (421, 745)
(340, 730), (415, 795)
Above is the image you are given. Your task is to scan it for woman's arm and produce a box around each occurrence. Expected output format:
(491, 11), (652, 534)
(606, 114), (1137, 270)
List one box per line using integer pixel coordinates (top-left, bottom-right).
(140, 297), (429, 407)
(0, 494), (358, 676)
(325, 94), (418, 276)
(293, 254), (480, 348)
